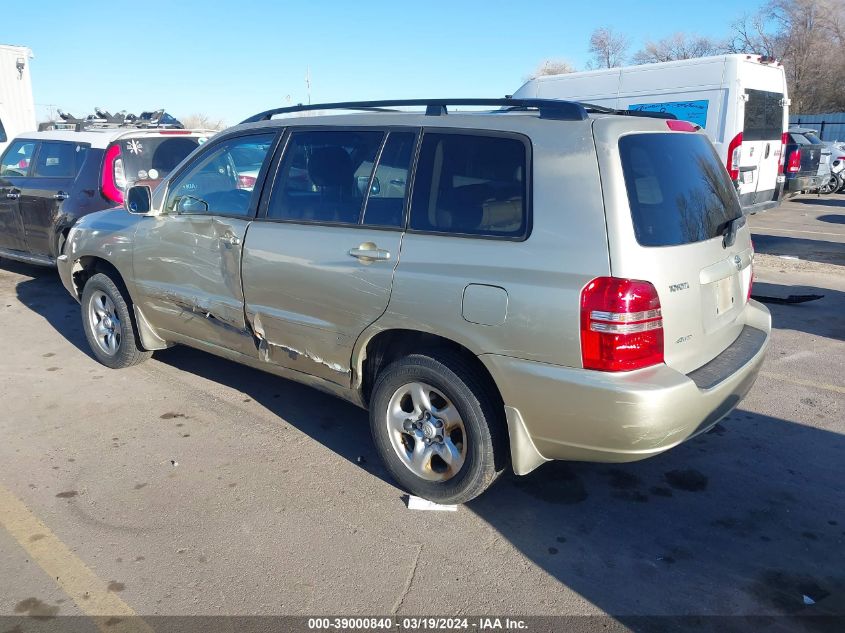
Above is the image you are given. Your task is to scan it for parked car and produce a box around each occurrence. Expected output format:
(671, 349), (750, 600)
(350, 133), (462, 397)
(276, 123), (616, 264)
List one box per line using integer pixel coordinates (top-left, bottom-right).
(58, 98), (771, 503)
(513, 54), (790, 215)
(783, 130), (824, 196)
(0, 114), (214, 266)
(789, 126), (832, 193)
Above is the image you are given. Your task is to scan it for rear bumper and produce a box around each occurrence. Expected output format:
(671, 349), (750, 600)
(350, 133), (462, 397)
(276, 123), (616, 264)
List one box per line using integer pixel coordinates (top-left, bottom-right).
(785, 174), (824, 192)
(480, 300), (771, 469)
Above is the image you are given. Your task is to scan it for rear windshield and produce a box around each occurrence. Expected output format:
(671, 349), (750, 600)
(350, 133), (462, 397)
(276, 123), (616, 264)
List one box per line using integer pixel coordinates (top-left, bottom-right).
(802, 131), (823, 145)
(619, 133), (742, 247)
(743, 89), (784, 141)
(117, 136), (202, 185)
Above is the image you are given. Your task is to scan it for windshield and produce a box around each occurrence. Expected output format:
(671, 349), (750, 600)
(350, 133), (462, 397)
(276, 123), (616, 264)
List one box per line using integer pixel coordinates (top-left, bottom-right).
(619, 133), (743, 247)
(116, 136), (202, 186)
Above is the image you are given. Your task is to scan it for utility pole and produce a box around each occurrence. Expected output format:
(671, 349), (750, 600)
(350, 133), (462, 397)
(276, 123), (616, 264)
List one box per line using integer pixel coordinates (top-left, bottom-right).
(305, 67), (311, 105)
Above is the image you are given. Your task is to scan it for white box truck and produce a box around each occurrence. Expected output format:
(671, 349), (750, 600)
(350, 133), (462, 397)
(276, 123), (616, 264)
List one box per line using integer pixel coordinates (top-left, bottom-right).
(0, 44), (36, 156)
(513, 54), (790, 214)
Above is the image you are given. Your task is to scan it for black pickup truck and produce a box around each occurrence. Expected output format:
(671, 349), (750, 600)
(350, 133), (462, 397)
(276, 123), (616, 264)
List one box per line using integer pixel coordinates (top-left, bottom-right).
(783, 130), (823, 196)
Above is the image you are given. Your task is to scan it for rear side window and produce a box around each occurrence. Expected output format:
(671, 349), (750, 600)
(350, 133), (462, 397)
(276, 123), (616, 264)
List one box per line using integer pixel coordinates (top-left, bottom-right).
(409, 133), (527, 239)
(0, 140), (37, 177)
(619, 133), (742, 247)
(33, 142), (87, 178)
(267, 130), (384, 224)
(362, 131), (416, 228)
(744, 90), (783, 142)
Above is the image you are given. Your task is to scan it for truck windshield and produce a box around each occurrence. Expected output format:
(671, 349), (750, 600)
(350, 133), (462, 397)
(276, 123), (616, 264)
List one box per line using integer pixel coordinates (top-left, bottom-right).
(619, 133), (743, 247)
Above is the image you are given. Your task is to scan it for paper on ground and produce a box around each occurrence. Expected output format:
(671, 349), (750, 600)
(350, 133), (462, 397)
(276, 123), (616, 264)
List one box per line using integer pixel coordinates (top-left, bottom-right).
(407, 495), (457, 512)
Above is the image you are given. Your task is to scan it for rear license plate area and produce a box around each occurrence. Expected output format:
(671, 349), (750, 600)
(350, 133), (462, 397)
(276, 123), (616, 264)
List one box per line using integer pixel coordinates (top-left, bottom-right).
(714, 276), (735, 315)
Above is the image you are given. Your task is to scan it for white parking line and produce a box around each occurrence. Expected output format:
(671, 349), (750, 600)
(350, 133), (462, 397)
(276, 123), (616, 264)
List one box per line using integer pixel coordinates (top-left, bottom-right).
(750, 226), (844, 237)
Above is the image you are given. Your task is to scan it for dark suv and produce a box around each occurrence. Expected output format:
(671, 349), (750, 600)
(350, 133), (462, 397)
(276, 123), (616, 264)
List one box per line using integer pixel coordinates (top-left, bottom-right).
(0, 117), (214, 266)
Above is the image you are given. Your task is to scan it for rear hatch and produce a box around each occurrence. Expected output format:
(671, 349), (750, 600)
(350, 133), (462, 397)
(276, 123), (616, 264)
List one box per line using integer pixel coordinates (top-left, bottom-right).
(786, 133), (821, 177)
(593, 117), (753, 375)
(739, 89), (785, 206)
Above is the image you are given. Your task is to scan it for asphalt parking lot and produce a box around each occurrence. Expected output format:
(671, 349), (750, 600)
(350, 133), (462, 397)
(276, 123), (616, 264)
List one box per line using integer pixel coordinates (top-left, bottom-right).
(1, 194), (843, 630)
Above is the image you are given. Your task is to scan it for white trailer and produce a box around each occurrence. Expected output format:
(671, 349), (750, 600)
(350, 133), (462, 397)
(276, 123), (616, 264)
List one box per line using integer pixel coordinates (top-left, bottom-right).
(514, 54), (790, 214)
(0, 44), (36, 156)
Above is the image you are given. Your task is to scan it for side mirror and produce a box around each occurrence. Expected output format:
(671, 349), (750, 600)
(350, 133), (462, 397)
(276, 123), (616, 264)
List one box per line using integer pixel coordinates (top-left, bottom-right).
(125, 185), (152, 214)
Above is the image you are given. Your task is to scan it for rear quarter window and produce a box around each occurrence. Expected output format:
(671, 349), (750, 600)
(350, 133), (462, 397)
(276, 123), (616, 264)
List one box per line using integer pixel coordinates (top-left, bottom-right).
(409, 132), (528, 239)
(619, 133), (742, 247)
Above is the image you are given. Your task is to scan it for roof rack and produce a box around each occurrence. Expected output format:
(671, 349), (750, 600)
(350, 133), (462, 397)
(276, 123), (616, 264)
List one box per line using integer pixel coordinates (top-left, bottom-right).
(240, 98), (590, 124)
(38, 108), (185, 132)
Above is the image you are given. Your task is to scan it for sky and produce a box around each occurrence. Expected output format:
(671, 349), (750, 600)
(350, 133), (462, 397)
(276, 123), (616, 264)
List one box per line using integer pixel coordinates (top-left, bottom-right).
(5, 0), (764, 126)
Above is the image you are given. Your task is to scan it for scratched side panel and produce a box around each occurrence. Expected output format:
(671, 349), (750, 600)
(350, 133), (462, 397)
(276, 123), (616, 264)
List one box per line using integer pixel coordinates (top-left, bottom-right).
(241, 222), (403, 386)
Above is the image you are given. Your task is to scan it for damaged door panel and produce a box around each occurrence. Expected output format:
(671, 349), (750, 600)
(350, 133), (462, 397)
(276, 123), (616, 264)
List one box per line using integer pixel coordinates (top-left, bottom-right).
(132, 214), (257, 357)
(242, 223), (403, 385)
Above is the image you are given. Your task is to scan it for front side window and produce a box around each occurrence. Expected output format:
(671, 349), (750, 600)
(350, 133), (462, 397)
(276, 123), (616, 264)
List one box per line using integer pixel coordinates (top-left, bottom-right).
(33, 142), (88, 178)
(409, 133), (528, 238)
(0, 140), (37, 177)
(267, 130), (383, 224)
(166, 134), (275, 216)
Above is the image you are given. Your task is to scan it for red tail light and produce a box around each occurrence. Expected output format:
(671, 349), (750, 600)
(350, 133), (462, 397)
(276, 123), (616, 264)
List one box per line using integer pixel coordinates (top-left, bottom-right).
(778, 132), (789, 175)
(726, 132), (743, 181)
(787, 149), (801, 173)
(101, 143), (125, 204)
(237, 174), (257, 189)
(580, 277), (664, 372)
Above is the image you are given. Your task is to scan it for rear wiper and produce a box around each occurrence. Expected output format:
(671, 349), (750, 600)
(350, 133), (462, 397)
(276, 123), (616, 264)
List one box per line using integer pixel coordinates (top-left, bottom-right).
(720, 216), (746, 248)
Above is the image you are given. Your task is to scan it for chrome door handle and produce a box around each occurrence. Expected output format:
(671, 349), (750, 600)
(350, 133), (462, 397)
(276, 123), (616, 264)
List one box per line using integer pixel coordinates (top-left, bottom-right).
(222, 233), (241, 247)
(54, 191), (69, 201)
(5, 189), (20, 200)
(348, 246), (390, 261)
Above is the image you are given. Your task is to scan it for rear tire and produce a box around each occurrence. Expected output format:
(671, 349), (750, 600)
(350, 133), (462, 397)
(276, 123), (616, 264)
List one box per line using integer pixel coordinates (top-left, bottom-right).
(81, 273), (152, 369)
(369, 352), (508, 504)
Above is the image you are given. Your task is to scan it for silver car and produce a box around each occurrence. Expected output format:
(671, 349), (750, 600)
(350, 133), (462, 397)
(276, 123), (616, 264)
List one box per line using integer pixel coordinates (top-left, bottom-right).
(58, 99), (771, 503)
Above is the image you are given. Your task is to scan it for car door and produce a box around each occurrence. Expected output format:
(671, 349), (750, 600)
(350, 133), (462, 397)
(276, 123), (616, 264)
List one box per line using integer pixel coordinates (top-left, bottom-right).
(132, 131), (279, 357)
(19, 140), (88, 257)
(741, 89), (784, 206)
(241, 128), (416, 385)
(0, 139), (37, 252)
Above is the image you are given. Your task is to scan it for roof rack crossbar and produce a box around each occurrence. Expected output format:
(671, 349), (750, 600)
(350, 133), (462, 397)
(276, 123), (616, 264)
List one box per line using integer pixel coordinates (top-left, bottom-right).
(240, 98), (590, 124)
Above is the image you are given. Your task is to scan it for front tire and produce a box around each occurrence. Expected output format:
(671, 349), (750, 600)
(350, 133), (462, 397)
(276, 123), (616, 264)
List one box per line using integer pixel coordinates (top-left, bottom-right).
(81, 273), (152, 369)
(369, 353), (508, 504)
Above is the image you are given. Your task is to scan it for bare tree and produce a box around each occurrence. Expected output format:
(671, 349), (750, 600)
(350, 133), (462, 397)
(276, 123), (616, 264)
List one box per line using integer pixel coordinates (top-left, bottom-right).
(180, 113), (227, 130)
(588, 27), (630, 68)
(527, 59), (577, 80)
(632, 33), (726, 64)
(728, 0), (845, 113)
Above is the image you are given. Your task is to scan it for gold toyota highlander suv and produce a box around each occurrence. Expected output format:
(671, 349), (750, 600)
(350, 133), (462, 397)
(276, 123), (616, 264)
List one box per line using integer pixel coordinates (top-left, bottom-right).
(58, 98), (771, 503)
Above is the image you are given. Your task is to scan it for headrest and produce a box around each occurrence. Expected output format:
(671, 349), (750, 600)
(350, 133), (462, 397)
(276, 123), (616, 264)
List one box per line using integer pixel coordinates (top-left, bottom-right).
(308, 146), (353, 188)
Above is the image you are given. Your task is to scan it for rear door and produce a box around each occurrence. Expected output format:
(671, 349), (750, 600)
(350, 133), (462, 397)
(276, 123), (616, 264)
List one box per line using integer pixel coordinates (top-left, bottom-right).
(0, 139), (37, 252)
(741, 89), (784, 207)
(241, 128), (415, 385)
(20, 140), (88, 256)
(595, 119), (752, 375)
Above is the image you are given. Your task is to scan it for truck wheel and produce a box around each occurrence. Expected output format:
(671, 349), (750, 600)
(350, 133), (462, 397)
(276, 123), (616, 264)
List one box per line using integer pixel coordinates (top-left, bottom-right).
(369, 352), (508, 504)
(81, 273), (152, 369)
